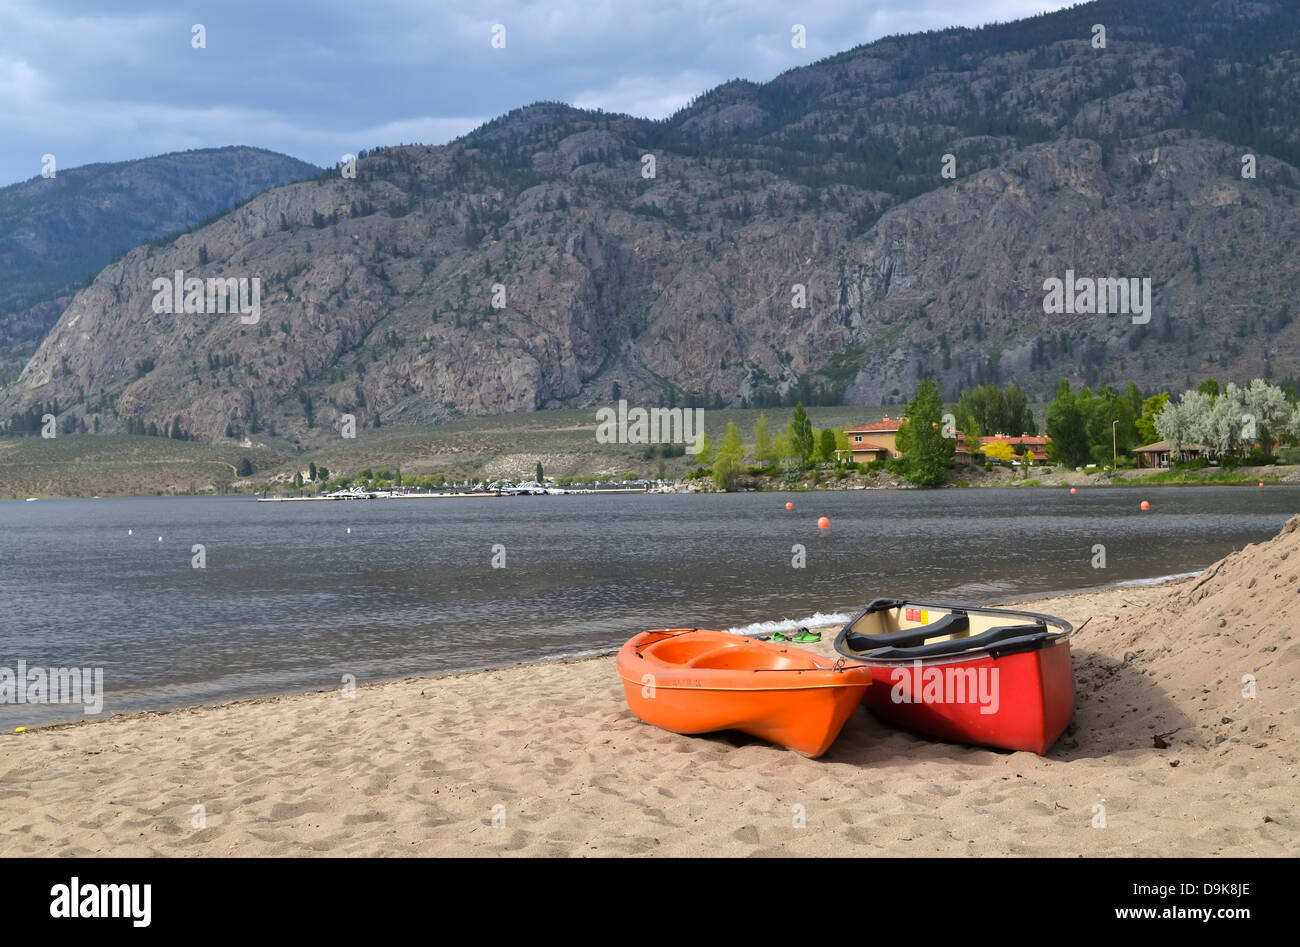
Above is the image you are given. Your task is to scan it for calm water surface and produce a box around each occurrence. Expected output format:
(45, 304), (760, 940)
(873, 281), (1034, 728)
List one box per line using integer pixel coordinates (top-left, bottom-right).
(1, 486), (1296, 724)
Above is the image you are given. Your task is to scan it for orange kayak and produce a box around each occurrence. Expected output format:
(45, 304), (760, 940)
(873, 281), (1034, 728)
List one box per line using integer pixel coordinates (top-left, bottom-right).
(616, 628), (872, 757)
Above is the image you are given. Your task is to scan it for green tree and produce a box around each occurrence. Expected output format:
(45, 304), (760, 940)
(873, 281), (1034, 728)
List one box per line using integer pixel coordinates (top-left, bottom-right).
(772, 423), (794, 461)
(1046, 380), (1090, 468)
(955, 383), (1006, 437)
(1136, 392), (1169, 445)
(956, 380), (1035, 437)
(900, 380), (953, 486)
(1122, 381), (1144, 421)
(818, 428), (837, 463)
(535, 461), (544, 482)
(790, 402), (814, 468)
(236, 457), (253, 477)
(895, 418), (912, 455)
(712, 422), (745, 490)
(694, 432), (715, 467)
(1003, 380), (1033, 435)
(309, 461), (318, 481)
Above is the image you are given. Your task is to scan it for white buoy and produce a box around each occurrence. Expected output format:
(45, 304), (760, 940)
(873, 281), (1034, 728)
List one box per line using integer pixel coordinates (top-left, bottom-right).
(347, 527), (352, 534)
(128, 529), (133, 535)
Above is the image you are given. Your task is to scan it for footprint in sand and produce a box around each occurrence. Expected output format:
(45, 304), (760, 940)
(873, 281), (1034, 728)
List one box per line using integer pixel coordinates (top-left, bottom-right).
(342, 810), (387, 825)
(268, 800), (324, 821)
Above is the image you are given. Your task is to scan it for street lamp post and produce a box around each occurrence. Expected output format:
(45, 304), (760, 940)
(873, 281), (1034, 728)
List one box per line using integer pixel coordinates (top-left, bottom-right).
(1112, 419), (1119, 472)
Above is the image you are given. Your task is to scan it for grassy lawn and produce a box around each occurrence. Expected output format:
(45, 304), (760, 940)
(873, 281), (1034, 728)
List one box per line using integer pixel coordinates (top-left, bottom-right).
(1116, 468), (1281, 486)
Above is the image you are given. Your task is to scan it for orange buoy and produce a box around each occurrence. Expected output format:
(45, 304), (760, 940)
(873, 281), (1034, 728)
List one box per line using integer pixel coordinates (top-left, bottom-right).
(1140, 500), (1150, 510)
(785, 502), (794, 510)
(1258, 482), (1264, 488)
(817, 516), (830, 529)
(1069, 487), (1076, 494)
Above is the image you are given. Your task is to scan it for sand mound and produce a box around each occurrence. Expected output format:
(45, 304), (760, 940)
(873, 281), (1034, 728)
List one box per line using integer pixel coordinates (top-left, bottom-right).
(1070, 514), (1299, 757)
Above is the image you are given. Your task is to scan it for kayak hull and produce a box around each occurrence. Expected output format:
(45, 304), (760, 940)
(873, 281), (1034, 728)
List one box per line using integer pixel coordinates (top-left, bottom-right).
(617, 629), (872, 757)
(835, 600), (1076, 755)
(861, 642), (1074, 755)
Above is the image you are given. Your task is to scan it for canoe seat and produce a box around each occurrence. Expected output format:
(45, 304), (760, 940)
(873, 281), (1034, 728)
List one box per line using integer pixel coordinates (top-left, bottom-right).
(864, 622), (1050, 660)
(844, 611), (970, 652)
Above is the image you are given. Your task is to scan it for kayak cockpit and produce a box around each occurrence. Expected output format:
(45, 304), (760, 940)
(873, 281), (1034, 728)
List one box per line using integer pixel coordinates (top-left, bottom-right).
(836, 598), (1071, 663)
(635, 628), (833, 671)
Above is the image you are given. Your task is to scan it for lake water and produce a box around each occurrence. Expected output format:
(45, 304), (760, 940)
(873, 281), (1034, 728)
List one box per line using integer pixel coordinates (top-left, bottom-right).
(1, 485), (1296, 725)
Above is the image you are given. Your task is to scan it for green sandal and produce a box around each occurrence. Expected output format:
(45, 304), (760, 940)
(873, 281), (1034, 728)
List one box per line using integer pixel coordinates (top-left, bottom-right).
(773, 627), (821, 643)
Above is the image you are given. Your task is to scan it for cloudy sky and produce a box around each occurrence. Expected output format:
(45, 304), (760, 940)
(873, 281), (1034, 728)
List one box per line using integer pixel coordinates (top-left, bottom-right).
(1, 0), (1074, 187)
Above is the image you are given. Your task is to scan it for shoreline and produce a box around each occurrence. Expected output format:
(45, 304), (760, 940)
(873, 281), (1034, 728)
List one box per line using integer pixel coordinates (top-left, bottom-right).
(6, 571), (1206, 734)
(9, 471), (1299, 501)
(3, 520), (1295, 856)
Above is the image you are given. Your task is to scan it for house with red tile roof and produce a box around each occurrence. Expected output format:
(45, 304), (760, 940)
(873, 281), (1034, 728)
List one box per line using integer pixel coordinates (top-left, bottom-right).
(843, 416), (983, 465)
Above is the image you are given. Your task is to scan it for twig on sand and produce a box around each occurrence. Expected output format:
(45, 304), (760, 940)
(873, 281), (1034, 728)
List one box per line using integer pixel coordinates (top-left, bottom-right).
(1187, 561), (1225, 598)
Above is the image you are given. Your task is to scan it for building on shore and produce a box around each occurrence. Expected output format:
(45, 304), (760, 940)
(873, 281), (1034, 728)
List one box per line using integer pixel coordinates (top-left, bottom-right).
(843, 416), (983, 466)
(1132, 440), (1206, 467)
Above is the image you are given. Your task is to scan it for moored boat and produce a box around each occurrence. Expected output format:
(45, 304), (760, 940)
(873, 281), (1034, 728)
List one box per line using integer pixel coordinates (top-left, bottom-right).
(616, 628), (873, 757)
(833, 599), (1075, 755)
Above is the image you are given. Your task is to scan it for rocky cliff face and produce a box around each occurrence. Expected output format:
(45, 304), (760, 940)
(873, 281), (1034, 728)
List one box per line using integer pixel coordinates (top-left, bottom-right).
(4, 0), (1299, 441)
(0, 146), (321, 380)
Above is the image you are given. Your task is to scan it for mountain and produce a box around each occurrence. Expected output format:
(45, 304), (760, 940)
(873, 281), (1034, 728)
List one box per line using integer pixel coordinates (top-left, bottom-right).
(0, 147), (321, 379)
(3, 0), (1299, 442)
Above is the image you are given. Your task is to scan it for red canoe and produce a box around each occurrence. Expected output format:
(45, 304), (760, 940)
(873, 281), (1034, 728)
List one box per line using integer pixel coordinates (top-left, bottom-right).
(833, 599), (1075, 755)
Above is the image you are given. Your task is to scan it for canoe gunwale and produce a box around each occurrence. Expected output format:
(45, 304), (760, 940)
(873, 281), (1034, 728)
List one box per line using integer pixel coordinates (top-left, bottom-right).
(833, 598), (1074, 667)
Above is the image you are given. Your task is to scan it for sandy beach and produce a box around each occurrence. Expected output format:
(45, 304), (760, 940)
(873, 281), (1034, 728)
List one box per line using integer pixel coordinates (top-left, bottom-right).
(2, 517), (1297, 857)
